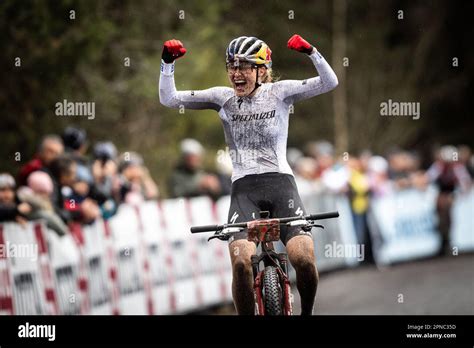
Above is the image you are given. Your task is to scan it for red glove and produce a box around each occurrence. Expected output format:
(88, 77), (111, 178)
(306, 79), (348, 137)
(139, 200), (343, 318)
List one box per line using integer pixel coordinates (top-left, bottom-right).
(287, 34), (314, 55)
(162, 39), (187, 63)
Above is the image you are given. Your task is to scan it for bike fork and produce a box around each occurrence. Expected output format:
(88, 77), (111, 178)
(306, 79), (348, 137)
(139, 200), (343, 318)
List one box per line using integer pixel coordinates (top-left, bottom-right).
(251, 255), (265, 315)
(278, 253), (293, 316)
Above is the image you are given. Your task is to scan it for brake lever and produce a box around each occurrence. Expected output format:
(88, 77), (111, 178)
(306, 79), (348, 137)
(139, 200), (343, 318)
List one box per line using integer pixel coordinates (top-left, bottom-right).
(301, 223), (324, 232)
(207, 235), (220, 242)
(310, 224), (324, 229)
(207, 232), (230, 242)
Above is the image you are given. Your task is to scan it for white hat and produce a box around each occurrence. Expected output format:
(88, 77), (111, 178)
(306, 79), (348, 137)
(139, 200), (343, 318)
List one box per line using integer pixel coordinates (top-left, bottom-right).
(368, 156), (388, 174)
(440, 145), (457, 162)
(0, 173), (15, 189)
(181, 138), (204, 156)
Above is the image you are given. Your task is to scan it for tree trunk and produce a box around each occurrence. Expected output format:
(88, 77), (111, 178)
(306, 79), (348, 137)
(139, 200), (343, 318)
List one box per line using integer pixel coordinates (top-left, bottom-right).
(332, 0), (348, 155)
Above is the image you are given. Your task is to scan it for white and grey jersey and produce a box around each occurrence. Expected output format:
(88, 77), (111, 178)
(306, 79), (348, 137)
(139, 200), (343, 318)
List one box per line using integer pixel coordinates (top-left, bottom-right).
(159, 51), (338, 182)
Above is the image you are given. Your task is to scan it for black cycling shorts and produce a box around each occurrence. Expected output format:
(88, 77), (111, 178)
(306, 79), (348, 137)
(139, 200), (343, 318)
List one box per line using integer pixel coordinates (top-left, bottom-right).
(227, 172), (311, 245)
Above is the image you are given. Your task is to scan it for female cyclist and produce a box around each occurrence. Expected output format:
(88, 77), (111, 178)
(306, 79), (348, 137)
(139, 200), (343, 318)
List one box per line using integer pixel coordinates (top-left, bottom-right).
(159, 34), (338, 315)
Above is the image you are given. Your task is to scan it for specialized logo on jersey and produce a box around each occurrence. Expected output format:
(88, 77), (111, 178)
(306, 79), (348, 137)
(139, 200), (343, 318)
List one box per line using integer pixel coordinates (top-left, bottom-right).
(230, 109), (276, 122)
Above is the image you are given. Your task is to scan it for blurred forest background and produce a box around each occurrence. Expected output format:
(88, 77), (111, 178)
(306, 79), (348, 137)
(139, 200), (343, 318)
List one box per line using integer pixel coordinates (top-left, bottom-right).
(0, 0), (472, 196)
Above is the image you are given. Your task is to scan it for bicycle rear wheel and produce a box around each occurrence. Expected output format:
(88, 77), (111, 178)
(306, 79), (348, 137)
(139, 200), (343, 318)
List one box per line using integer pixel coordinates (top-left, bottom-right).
(263, 266), (283, 315)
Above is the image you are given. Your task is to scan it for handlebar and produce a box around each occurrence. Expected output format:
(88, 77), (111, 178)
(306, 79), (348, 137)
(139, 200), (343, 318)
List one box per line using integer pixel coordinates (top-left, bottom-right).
(190, 224), (220, 233)
(190, 211), (339, 234)
(307, 211), (339, 221)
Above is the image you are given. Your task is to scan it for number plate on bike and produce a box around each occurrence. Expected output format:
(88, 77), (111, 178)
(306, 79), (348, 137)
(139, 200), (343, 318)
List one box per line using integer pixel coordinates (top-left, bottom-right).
(247, 219), (280, 243)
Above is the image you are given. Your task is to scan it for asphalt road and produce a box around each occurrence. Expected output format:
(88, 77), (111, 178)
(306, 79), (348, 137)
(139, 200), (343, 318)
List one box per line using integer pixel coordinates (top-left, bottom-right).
(305, 253), (473, 315)
(205, 253), (474, 315)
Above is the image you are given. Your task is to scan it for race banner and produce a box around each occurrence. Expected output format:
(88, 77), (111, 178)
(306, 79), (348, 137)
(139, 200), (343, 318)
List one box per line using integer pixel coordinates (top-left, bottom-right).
(367, 186), (441, 266)
(450, 188), (474, 252)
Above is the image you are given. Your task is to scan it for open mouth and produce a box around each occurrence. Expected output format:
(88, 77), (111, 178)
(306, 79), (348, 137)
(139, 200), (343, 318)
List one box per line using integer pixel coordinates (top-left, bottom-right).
(233, 79), (247, 93)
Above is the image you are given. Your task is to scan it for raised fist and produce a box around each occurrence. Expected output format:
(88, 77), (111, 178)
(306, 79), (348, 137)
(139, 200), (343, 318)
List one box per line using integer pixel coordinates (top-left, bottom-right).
(287, 34), (314, 55)
(162, 39), (187, 63)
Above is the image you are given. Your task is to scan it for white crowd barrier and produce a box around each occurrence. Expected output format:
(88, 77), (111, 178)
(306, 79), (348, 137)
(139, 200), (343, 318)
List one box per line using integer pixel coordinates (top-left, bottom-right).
(0, 197), (234, 315)
(368, 186), (474, 266)
(1, 189), (472, 315)
(450, 188), (474, 252)
(367, 186), (442, 266)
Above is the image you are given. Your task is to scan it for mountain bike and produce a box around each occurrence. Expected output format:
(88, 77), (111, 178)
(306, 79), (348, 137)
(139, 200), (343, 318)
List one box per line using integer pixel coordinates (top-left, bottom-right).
(190, 210), (339, 315)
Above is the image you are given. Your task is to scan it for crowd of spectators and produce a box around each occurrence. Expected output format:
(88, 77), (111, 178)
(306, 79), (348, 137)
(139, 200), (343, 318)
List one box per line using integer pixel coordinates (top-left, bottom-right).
(0, 127), (158, 235)
(288, 141), (473, 256)
(166, 137), (473, 256)
(1, 130), (472, 257)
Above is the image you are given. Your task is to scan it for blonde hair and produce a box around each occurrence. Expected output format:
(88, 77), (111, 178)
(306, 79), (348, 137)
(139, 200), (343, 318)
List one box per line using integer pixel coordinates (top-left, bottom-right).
(260, 67), (278, 83)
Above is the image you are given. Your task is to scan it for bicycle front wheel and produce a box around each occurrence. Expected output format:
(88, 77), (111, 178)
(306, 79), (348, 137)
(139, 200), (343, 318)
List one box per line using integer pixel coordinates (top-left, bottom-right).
(263, 266), (283, 315)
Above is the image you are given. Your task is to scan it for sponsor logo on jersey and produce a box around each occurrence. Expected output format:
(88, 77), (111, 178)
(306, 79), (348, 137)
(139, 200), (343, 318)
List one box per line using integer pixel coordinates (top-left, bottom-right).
(295, 207), (303, 216)
(230, 109), (276, 122)
(230, 212), (239, 224)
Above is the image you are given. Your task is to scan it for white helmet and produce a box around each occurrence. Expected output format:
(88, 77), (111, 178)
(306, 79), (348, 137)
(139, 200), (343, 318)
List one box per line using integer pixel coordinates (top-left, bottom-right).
(226, 36), (272, 68)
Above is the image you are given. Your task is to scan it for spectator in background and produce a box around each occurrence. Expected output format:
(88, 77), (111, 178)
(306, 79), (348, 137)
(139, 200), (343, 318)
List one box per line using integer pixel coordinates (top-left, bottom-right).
(405, 151), (429, 191)
(0, 173), (31, 224)
(16, 171), (68, 236)
(71, 164), (94, 205)
(62, 128), (118, 219)
(62, 126), (97, 193)
(319, 150), (349, 193)
(293, 157), (320, 194)
(62, 126), (88, 161)
(306, 140), (335, 178)
(427, 145), (472, 192)
(304, 140), (349, 193)
(287, 147), (304, 171)
(427, 145), (472, 252)
(92, 141), (118, 198)
(117, 151), (159, 204)
(215, 151), (232, 197)
(358, 150), (372, 175)
(49, 154), (99, 224)
(458, 145), (474, 179)
(17, 135), (64, 186)
(347, 156), (370, 246)
(368, 156), (392, 198)
(168, 139), (221, 199)
(387, 149), (414, 190)
(92, 141), (119, 219)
